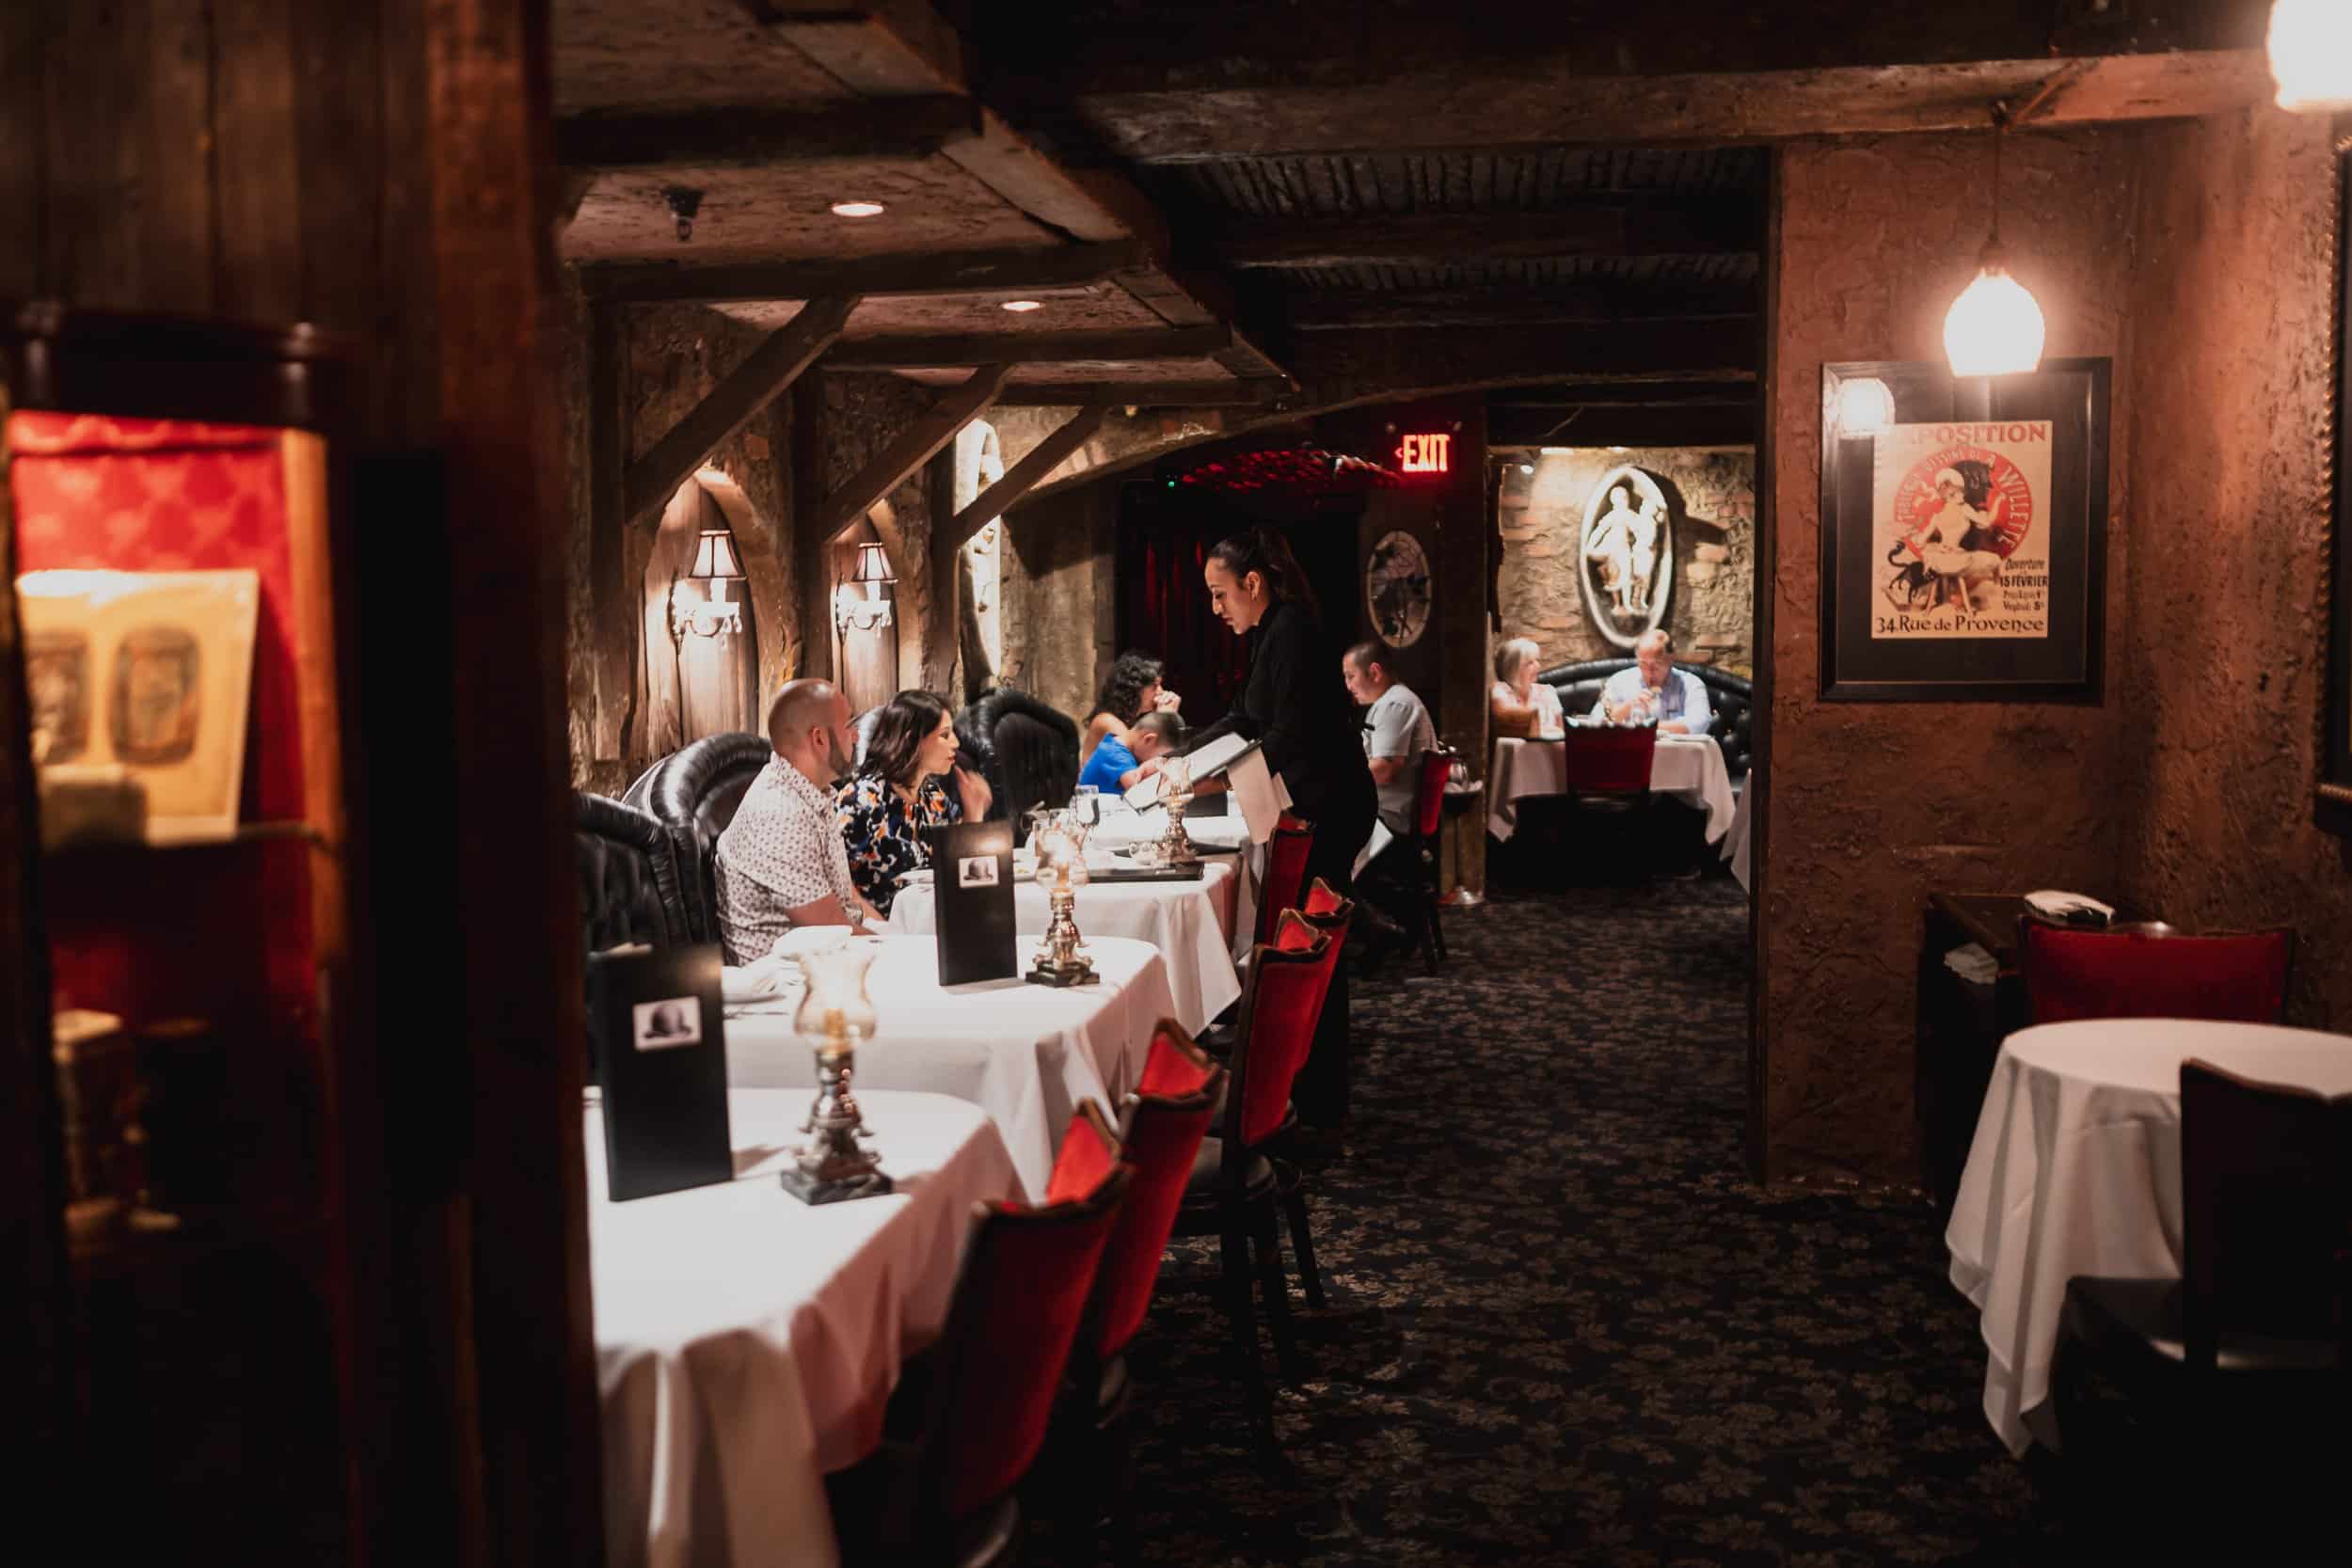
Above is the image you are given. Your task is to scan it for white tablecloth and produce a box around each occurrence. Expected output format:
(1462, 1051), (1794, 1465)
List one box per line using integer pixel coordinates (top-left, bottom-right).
(592, 1088), (1018, 1568)
(1946, 1019), (2352, 1454)
(1486, 734), (1739, 843)
(1084, 800), (1260, 961)
(723, 934), (1178, 1199)
(1722, 779), (1753, 891)
(883, 860), (1241, 1034)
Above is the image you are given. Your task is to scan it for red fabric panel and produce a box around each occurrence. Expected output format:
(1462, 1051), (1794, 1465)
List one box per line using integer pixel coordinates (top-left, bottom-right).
(1415, 751), (1451, 839)
(1559, 725), (1657, 792)
(8, 412), (315, 1033)
(1094, 1033), (1221, 1356)
(1042, 1108), (1120, 1207)
(942, 1169), (1124, 1520)
(1136, 1024), (1216, 1098)
(1256, 818), (1316, 944)
(2023, 925), (2293, 1026)
(1240, 916), (1331, 1146)
(1302, 877), (1343, 917)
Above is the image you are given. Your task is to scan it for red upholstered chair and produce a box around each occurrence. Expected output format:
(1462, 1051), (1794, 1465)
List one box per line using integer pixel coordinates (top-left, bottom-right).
(1254, 813), (1317, 946)
(1410, 747), (1454, 966)
(1173, 911), (1341, 1436)
(1281, 885), (1354, 1307)
(1056, 1023), (1226, 1561)
(2052, 1060), (2352, 1538)
(1558, 723), (1658, 796)
(2020, 921), (2295, 1026)
(830, 1105), (1131, 1567)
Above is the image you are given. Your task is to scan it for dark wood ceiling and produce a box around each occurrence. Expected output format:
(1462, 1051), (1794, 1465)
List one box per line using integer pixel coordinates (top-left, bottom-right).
(553, 0), (2274, 434)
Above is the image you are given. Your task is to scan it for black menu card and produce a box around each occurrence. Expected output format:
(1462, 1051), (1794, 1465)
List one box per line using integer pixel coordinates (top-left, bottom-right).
(924, 819), (1017, 984)
(586, 942), (732, 1202)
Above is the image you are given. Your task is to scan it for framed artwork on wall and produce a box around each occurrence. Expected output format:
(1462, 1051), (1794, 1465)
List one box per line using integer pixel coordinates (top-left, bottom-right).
(2319, 152), (2352, 836)
(1818, 358), (2110, 702)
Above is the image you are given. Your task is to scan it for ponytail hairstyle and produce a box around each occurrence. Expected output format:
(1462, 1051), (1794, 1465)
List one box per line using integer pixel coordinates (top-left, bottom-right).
(1206, 525), (1319, 624)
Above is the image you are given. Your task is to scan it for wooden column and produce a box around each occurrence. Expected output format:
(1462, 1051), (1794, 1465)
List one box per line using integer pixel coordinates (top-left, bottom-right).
(588, 302), (634, 761)
(790, 376), (834, 684)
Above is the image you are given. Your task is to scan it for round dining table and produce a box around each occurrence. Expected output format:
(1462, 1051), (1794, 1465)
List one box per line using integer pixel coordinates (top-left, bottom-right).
(882, 856), (1243, 1033)
(723, 934), (1178, 1200)
(1945, 1017), (2352, 1454)
(1486, 732), (1737, 842)
(591, 1088), (1018, 1568)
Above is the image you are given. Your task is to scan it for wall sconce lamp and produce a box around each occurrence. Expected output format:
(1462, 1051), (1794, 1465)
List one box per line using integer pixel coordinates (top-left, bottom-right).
(2270, 1), (2352, 112)
(1943, 107), (2045, 378)
(675, 527), (745, 639)
(834, 540), (896, 635)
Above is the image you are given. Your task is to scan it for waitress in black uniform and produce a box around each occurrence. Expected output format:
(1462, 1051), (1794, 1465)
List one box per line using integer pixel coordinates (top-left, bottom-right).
(1193, 525), (1376, 1127)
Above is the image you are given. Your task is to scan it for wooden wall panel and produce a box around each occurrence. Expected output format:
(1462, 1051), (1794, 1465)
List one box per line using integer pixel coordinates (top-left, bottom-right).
(0, 5), (45, 299)
(40, 0), (141, 307)
(211, 0), (306, 321)
(138, 0), (215, 314)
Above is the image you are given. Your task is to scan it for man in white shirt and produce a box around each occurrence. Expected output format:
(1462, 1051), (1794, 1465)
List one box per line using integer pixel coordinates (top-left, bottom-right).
(712, 678), (882, 963)
(1342, 641), (1438, 835)
(1593, 628), (1713, 736)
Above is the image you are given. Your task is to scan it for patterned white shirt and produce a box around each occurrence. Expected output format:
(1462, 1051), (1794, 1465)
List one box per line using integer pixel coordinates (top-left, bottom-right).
(713, 756), (861, 964)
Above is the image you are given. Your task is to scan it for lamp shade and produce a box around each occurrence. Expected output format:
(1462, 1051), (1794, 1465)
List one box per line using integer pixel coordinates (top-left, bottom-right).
(1833, 376), (1896, 436)
(1943, 245), (2045, 378)
(689, 528), (746, 580)
(851, 541), (896, 585)
(2270, 0), (2352, 111)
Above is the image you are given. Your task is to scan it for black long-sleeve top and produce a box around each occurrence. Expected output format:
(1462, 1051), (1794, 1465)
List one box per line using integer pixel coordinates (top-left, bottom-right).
(1189, 599), (1376, 833)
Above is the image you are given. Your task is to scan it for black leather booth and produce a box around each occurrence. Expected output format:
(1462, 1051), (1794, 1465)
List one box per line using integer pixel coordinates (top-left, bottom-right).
(574, 792), (690, 954)
(956, 687), (1079, 845)
(1537, 658), (1755, 780)
(622, 731), (772, 943)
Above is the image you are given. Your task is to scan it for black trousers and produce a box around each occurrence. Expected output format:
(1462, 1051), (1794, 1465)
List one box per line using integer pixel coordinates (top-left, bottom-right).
(1290, 794), (1373, 1127)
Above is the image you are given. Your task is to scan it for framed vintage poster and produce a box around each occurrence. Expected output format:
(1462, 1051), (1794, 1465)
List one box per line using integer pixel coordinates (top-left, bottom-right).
(2320, 152), (2352, 836)
(1819, 358), (2110, 702)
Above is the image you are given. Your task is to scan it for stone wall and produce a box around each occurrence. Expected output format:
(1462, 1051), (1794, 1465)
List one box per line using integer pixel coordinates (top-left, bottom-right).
(1765, 126), (2141, 1182)
(1496, 446), (1756, 674)
(999, 475), (1118, 720)
(2113, 109), (2352, 1026)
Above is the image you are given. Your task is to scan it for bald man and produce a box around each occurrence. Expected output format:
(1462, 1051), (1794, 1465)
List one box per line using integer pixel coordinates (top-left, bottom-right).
(712, 678), (881, 962)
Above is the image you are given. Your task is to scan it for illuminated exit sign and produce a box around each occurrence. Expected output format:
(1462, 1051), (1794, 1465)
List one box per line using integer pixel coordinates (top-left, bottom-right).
(1396, 433), (1451, 474)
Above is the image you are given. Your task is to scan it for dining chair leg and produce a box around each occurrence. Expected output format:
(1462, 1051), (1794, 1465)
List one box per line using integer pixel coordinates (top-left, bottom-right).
(1252, 1206), (1308, 1384)
(1426, 884), (1448, 962)
(1279, 1169), (1327, 1309)
(1218, 1221), (1272, 1436)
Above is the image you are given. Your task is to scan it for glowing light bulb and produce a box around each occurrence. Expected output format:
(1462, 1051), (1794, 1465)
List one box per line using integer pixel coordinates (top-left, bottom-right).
(1834, 376), (1896, 436)
(830, 199), (886, 218)
(2269, 0), (2352, 111)
(1943, 247), (2044, 378)
(1000, 299), (1043, 312)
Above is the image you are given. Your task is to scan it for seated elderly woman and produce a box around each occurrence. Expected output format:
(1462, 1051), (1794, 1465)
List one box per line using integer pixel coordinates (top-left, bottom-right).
(834, 689), (993, 917)
(1489, 637), (1565, 738)
(1081, 649), (1181, 773)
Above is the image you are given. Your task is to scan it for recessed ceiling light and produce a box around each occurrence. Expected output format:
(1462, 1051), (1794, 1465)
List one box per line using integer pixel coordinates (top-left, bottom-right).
(829, 199), (886, 218)
(1000, 299), (1043, 312)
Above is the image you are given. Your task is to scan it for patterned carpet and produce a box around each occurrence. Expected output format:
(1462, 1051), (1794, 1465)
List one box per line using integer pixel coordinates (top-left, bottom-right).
(1038, 877), (2062, 1567)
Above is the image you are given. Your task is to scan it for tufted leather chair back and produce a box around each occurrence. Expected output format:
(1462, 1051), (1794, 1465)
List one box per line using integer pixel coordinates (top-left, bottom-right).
(1536, 657), (1755, 779)
(622, 731), (775, 942)
(956, 687), (1079, 846)
(574, 793), (689, 955)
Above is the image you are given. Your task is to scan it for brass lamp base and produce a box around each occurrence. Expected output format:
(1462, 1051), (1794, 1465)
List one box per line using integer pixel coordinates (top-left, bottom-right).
(781, 1044), (890, 1204)
(1025, 955), (1100, 988)
(779, 1161), (893, 1205)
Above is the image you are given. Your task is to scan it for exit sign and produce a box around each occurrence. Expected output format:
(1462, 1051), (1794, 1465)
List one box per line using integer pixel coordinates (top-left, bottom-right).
(1396, 433), (1451, 474)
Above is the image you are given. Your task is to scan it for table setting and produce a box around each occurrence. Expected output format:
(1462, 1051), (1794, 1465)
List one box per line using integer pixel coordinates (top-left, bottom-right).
(1945, 1017), (2352, 1453)
(1486, 730), (1739, 842)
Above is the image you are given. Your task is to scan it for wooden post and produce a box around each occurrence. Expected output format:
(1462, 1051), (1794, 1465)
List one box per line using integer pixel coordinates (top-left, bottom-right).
(949, 405), (1107, 547)
(588, 302), (635, 760)
(622, 293), (859, 525)
(790, 376), (833, 683)
(820, 366), (1012, 542)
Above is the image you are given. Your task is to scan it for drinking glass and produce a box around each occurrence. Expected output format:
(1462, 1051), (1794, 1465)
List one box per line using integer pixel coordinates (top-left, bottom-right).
(1070, 784), (1100, 825)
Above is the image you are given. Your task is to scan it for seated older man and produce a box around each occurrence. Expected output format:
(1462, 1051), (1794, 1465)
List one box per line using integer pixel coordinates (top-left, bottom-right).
(1593, 629), (1712, 736)
(711, 677), (881, 963)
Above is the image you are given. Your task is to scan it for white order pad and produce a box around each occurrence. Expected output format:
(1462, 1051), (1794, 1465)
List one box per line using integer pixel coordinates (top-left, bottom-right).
(1225, 746), (1288, 845)
(1122, 730), (1256, 810)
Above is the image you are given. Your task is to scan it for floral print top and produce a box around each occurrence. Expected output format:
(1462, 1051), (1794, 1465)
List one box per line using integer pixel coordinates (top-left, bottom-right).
(834, 771), (962, 917)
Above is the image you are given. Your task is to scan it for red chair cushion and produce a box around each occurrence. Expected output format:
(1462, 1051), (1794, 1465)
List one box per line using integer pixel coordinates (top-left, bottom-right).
(1095, 1026), (1223, 1356)
(1041, 1104), (1120, 1207)
(1238, 911), (1332, 1147)
(1559, 725), (1657, 792)
(1302, 876), (1343, 917)
(2023, 924), (2292, 1026)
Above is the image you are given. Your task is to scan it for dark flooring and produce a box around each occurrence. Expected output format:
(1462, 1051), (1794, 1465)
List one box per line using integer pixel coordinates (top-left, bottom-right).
(1045, 877), (2062, 1566)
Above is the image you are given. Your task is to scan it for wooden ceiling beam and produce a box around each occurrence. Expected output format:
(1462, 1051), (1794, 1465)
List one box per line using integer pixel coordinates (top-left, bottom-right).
(950, 405), (1108, 546)
(992, 379), (1290, 407)
(1490, 404), (1759, 449)
(823, 325), (1232, 369)
(1268, 282), (1760, 332)
(1489, 381), (1756, 409)
(821, 365), (1012, 541)
(577, 240), (1148, 306)
(554, 94), (978, 172)
(1219, 206), (1757, 270)
(1281, 317), (1763, 386)
(623, 293), (859, 525)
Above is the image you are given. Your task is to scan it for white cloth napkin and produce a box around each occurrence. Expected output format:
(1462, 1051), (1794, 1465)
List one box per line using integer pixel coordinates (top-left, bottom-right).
(2024, 890), (2115, 921)
(1943, 942), (1998, 986)
(722, 926), (849, 1003)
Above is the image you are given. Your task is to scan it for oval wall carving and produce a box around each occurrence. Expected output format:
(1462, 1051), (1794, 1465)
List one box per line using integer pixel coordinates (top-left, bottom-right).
(1577, 464), (1674, 651)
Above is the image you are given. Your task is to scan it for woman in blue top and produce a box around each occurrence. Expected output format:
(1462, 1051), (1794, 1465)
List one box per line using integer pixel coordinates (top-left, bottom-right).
(1078, 709), (1181, 796)
(834, 690), (992, 916)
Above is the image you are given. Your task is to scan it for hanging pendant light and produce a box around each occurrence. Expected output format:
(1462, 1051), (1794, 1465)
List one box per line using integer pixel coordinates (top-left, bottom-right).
(1944, 111), (2045, 378)
(2269, 0), (2352, 112)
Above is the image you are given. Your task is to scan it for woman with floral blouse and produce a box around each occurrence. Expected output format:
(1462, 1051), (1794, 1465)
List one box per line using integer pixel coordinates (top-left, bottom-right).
(834, 689), (993, 917)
